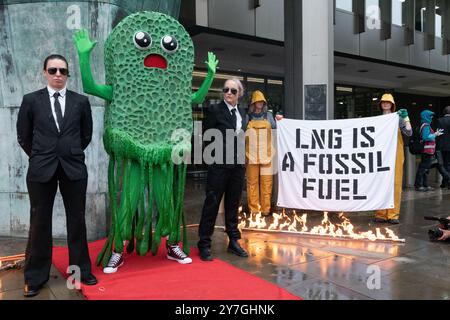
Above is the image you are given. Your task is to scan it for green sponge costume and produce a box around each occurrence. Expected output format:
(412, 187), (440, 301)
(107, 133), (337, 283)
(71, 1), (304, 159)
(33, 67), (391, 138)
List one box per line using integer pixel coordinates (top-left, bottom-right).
(73, 11), (218, 267)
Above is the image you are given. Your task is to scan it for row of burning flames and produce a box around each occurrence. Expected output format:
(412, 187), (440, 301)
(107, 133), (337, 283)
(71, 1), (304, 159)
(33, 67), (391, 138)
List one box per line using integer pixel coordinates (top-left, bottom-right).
(237, 210), (405, 243)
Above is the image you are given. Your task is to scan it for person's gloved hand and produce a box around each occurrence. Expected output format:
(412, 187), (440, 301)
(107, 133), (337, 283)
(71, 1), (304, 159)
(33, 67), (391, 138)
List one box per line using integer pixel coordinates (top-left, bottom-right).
(435, 128), (445, 137)
(206, 52), (218, 74)
(397, 109), (409, 119)
(73, 29), (97, 54)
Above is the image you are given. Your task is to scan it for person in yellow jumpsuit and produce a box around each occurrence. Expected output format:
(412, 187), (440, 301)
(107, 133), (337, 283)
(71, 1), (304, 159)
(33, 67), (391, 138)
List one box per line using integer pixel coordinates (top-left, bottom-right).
(245, 90), (279, 216)
(374, 93), (412, 224)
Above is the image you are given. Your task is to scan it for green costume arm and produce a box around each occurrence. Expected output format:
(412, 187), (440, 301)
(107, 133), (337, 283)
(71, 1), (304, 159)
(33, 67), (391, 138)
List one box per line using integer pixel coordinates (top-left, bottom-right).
(73, 29), (113, 102)
(191, 52), (218, 104)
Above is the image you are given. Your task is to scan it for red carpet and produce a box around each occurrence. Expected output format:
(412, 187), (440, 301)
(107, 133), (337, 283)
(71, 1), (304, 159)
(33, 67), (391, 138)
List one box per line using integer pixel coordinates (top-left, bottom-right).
(52, 239), (301, 300)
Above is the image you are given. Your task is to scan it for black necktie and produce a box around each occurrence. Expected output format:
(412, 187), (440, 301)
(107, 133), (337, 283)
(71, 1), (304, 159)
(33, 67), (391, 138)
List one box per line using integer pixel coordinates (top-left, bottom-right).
(53, 92), (63, 132)
(231, 108), (237, 130)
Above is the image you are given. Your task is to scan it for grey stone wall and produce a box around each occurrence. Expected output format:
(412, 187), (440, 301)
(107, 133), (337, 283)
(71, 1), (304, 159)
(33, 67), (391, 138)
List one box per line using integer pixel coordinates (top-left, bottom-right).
(0, 1), (180, 240)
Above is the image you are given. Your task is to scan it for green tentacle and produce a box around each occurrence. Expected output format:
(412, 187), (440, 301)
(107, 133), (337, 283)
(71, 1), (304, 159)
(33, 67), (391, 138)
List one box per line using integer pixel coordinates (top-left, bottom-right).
(117, 159), (130, 239)
(126, 214), (135, 254)
(165, 162), (175, 236)
(141, 165), (154, 255)
(151, 164), (164, 255)
(179, 164), (189, 254)
(136, 191), (147, 256)
(97, 156), (116, 266)
(122, 160), (142, 240)
(169, 164), (183, 244)
(114, 156), (124, 254)
(135, 162), (147, 254)
(147, 166), (154, 255)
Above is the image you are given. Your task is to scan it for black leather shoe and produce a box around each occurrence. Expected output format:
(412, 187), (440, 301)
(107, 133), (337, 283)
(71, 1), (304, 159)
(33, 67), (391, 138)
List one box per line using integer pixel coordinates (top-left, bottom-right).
(81, 273), (98, 286)
(227, 240), (248, 257)
(23, 284), (42, 298)
(199, 248), (213, 261)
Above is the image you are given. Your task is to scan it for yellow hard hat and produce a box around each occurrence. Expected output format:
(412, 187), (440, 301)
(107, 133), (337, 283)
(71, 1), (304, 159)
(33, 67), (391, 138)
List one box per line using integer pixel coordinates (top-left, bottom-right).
(251, 90), (267, 105)
(380, 93), (396, 112)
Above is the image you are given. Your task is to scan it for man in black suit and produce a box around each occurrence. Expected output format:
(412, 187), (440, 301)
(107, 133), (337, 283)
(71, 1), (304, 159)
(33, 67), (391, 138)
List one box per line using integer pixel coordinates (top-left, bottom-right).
(17, 54), (97, 297)
(198, 78), (249, 261)
(437, 106), (450, 189)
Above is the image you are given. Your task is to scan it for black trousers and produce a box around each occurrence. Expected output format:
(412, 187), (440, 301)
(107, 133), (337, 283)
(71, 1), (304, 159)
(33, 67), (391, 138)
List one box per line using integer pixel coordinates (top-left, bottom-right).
(434, 151), (450, 184)
(198, 165), (245, 249)
(24, 164), (91, 286)
(415, 154), (434, 188)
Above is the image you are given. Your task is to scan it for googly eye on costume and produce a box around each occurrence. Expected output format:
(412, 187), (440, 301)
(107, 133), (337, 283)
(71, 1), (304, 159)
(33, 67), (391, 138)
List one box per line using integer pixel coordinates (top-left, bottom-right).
(133, 31), (152, 50)
(160, 35), (178, 53)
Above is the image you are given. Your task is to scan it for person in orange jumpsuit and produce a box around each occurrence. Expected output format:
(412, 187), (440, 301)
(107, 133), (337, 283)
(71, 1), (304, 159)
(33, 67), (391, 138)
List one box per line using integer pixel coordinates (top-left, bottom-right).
(374, 93), (412, 224)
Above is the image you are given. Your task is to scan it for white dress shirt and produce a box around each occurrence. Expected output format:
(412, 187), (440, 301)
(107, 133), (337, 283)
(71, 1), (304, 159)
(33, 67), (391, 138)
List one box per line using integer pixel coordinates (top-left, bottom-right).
(47, 86), (67, 131)
(224, 100), (242, 132)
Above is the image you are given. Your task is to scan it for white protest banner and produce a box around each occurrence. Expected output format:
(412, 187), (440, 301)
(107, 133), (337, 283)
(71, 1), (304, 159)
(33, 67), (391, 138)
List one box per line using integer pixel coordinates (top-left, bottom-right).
(277, 113), (399, 212)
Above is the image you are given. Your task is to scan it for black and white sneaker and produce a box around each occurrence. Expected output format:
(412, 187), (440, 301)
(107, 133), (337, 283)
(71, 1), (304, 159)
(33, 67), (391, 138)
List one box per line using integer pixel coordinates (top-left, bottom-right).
(167, 244), (192, 264)
(103, 252), (124, 274)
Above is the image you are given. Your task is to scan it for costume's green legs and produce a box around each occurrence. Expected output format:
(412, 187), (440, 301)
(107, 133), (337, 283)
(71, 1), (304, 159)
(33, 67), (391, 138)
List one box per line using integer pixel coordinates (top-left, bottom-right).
(96, 153), (189, 267)
(151, 162), (188, 254)
(119, 160), (142, 241)
(97, 156), (117, 267)
(172, 164), (188, 254)
(136, 164), (151, 256)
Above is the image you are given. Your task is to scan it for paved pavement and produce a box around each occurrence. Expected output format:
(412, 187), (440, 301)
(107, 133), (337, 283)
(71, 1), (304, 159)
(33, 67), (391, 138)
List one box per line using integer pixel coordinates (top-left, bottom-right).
(1, 178), (449, 300)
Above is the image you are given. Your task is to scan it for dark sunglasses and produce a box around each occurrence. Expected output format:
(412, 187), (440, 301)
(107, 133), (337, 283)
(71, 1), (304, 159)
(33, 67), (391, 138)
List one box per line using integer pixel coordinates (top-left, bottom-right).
(47, 67), (69, 76)
(223, 87), (238, 95)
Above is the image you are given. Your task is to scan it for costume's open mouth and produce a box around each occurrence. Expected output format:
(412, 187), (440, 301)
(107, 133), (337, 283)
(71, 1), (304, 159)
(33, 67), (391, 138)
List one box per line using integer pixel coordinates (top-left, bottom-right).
(144, 54), (167, 69)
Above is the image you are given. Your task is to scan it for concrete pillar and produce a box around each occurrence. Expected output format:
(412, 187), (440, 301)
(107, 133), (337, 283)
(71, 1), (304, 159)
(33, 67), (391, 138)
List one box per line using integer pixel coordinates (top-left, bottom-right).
(284, 0), (334, 120)
(284, 0), (303, 119)
(302, 0), (334, 120)
(0, 1), (180, 240)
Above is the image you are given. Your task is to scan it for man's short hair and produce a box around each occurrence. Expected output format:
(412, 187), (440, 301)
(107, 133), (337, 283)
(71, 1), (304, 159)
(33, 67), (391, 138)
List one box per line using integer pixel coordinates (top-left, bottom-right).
(43, 54), (68, 70)
(445, 106), (450, 115)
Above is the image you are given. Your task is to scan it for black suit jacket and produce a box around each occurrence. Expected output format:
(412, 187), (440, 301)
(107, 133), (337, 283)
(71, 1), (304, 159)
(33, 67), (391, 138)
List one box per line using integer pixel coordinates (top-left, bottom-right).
(17, 88), (93, 182)
(203, 101), (248, 167)
(437, 116), (450, 151)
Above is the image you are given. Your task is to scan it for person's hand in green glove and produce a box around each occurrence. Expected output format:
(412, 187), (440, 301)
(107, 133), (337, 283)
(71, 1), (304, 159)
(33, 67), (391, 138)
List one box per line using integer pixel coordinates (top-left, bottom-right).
(192, 52), (218, 104)
(74, 29), (97, 55)
(206, 52), (218, 74)
(397, 109), (408, 119)
(73, 29), (113, 101)
(397, 108), (411, 123)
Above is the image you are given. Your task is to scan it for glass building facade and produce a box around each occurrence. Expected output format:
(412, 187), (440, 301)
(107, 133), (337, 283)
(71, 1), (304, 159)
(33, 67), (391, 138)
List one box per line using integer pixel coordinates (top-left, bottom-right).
(392, 0), (406, 27)
(336, 0), (352, 12)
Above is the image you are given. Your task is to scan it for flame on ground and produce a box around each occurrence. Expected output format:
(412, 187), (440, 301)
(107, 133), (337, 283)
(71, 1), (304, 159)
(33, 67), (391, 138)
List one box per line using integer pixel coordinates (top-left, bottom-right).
(238, 210), (404, 242)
